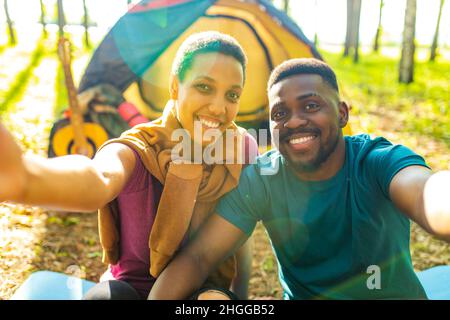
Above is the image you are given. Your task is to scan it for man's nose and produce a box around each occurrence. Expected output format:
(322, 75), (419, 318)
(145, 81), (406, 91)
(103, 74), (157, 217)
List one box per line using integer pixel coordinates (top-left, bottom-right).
(284, 114), (308, 129)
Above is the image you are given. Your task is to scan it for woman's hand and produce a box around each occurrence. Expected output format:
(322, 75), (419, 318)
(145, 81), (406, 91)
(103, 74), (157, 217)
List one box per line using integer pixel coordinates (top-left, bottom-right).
(0, 121), (27, 202)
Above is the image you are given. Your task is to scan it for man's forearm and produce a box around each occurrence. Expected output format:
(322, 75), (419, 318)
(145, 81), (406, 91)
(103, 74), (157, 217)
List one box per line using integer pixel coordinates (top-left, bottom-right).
(230, 237), (252, 299)
(149, 251), (211, 300)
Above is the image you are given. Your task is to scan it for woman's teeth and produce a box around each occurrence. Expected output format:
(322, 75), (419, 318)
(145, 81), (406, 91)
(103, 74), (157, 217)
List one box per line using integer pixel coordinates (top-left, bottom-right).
(199, 117), (220, 128)
(289, 135), (316, 144)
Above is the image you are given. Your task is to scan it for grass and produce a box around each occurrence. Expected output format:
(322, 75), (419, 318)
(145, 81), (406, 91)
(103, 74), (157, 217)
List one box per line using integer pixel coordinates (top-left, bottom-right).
(0, 37), (47, 114)
(321, 50), (450, 147)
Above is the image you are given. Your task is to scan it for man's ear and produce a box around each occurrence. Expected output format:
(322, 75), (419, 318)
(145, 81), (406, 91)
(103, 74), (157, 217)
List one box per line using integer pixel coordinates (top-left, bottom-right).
(338, 101), (349, 128)
(169, 74), (179, 100)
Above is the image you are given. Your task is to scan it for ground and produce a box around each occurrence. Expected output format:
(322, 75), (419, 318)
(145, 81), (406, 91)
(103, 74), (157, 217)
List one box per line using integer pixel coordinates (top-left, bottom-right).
(1, 27), (450, 300)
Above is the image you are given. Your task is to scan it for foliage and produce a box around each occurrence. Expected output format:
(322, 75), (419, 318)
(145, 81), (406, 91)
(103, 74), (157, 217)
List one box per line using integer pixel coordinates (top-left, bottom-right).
(323, 50), (450, 147)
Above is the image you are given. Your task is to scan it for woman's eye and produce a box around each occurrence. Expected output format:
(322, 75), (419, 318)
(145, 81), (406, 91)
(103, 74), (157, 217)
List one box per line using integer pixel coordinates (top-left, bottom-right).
(195, 84), (211, 92)
(227, 91), (240, 102)
(305, 103), (320, 112)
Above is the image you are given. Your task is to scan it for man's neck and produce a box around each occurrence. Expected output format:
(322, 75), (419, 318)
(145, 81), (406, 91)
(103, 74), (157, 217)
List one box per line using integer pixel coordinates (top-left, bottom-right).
(292, 137), (346, 181)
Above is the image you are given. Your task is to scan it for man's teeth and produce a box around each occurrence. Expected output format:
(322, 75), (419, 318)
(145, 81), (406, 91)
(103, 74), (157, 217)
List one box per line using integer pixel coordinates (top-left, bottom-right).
(199, 118), (220, 128)
(289, 136), (316, 144)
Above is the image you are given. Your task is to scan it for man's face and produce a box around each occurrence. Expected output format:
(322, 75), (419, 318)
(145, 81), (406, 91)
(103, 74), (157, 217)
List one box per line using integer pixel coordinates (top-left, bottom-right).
(268, 73), (348, 173)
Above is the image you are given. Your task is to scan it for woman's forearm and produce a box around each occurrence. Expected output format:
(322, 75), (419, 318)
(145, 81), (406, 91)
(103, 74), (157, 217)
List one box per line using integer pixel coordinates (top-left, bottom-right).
(16, 154), (111, 212)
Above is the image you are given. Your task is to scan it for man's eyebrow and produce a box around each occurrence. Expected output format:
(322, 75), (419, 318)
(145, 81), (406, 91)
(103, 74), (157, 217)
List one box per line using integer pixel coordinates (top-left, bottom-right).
(270, 100), (285, 110)
(297, 92), (320, 100)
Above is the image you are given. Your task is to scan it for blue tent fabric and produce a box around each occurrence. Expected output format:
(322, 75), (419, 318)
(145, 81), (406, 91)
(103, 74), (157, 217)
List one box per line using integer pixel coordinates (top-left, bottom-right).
(79, 0), (215, 93)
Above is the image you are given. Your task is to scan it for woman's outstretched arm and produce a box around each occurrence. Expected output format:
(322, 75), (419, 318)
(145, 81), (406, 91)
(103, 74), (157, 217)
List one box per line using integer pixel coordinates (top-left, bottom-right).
(0, 121), (135, 212)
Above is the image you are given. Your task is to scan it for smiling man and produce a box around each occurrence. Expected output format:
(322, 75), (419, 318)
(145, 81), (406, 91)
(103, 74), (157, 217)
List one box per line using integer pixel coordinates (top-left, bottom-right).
(149, 58), (450, 300)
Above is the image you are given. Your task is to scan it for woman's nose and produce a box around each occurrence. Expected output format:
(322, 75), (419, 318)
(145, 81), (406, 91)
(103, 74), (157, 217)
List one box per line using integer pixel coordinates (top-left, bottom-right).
(208, 98), (226, 116)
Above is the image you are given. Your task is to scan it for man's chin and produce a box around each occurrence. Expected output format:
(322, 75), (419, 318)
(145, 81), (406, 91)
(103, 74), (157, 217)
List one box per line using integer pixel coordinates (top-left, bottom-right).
(286, 158), (320, 173)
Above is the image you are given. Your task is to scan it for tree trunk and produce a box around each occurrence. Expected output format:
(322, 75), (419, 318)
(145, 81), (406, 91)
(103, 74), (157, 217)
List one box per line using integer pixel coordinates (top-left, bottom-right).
(344, 0), (353, 56)
(283, 0), (290, 15)
(3, 0), (16, 45)
(57, 0), (65, 38)
(430, 0), (445, 61)
(373, 0), (384, 52)
(39, 0), (47, 36)
(352, 0), (362, 63)
(399, 0), (417, 84)
(82, 0), (90, 48)
(343, 0), (361, 62)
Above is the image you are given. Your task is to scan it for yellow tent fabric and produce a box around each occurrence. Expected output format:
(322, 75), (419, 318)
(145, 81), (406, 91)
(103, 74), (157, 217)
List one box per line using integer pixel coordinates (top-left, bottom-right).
(124, 0), (319, 124)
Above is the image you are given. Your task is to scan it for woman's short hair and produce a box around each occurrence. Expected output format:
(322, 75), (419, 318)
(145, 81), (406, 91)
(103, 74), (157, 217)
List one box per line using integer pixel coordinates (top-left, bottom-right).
(172, 31), (248, 83)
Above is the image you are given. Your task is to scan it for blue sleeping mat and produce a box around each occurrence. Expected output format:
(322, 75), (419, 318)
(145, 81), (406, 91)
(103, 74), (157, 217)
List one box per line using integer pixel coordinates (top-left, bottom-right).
(10, 270), (96, 300)
(416, 265), (450, 300)
(10, 266), (450, 300)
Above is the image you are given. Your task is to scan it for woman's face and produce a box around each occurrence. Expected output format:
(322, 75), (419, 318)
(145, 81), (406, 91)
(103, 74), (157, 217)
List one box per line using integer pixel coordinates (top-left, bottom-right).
(171, 52), (244, 147)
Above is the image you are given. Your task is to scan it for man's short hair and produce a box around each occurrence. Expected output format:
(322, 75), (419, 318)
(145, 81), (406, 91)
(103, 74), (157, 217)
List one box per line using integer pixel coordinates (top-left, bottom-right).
(172, 31), (248, 83)
(267, 58), (339, 93)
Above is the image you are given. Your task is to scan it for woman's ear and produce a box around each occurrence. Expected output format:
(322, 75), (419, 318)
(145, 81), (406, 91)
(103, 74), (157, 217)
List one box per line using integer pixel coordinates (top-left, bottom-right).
(169, 74), (179, 100)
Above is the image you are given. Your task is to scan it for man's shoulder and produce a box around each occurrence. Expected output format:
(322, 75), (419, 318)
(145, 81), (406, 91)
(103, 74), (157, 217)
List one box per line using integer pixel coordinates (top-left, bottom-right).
(345, 134), (397, 157)
(345, 133), (424, 170)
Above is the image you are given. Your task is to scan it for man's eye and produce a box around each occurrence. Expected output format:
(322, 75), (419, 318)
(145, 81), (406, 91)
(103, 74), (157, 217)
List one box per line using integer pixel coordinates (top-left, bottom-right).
(195, 84), (211, 92)
(227, 91), (240, 102)
(305, 103), (320, 112)
(272, 110), (287, 120)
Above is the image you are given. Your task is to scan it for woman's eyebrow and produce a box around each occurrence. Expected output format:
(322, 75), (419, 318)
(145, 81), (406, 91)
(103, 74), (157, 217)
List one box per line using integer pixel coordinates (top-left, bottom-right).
(194, 76), (215, 82)
(194, 76), (242, 89)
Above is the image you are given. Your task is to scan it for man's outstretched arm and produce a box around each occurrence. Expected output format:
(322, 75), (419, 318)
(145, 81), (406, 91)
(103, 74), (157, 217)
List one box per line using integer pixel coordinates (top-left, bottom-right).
(390, 166), (450, 241)
(148, 213), (249, 300)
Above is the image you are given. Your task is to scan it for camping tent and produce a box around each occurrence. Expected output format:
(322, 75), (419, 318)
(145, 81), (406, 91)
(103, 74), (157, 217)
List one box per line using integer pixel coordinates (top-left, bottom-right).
(78, 0), (322, 123)
(49, 0), (340, 158)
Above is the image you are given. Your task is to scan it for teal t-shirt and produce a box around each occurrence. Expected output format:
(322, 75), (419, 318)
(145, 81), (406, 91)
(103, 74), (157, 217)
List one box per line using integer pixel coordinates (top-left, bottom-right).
(216, 134), (430, 299)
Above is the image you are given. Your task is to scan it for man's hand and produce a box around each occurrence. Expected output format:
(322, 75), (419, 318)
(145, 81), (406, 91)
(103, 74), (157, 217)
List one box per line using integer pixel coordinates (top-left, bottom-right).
(0, 121), (27, 202)
(423, 170), (450, 236)
(390, 166), (450, 240)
